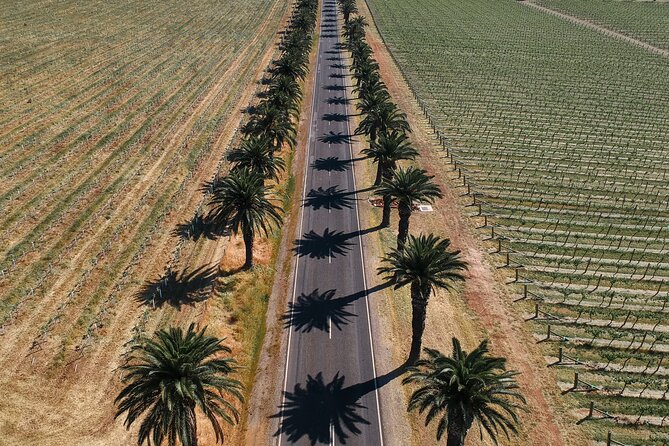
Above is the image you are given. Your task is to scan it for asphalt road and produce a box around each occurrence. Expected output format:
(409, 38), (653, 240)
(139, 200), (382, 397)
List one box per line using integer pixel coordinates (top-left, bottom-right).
(276, 1), (384, 445)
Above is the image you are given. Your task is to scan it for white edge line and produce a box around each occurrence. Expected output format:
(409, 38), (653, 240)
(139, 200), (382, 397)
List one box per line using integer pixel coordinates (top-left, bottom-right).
(339, 14), (386, 446)
(276, 6), (323, 445)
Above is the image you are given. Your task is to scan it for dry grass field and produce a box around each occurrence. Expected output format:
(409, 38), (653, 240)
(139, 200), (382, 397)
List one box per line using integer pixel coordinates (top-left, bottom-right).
(0, 0), (288, 444)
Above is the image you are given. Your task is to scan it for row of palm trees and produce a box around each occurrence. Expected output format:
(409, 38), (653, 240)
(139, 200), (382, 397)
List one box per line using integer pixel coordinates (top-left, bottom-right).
(114, 1), (319, 445)
(208, 0), (319, 270)
(340, 3), (527, 445)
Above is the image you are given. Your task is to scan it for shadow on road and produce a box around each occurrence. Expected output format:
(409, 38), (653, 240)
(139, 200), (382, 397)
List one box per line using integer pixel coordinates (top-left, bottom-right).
(303, 186), (356, 211)
(312, 156), (354, 172)
(326, 96), (350, 105)
(322, 112), (349, 122)
(293, 228), (354, 259)
(283, 282), (393, 333)
(273, 365), (406, 444)
(283, 288), (355, 332)
(318, 131), (354, 144)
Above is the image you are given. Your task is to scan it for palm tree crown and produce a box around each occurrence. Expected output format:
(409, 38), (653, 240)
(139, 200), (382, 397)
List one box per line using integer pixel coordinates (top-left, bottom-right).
(376, 166), (442, 247)
(362, 130), (418, 186)
(379, 233), (466, 363)
(208, 169), (283, 269)
(403, 338), (526, 446)
(356, 101), (409, 144)
(243, 103), (297, 152)
(115, 324), (244, 446)
(228, 136), (286, 181)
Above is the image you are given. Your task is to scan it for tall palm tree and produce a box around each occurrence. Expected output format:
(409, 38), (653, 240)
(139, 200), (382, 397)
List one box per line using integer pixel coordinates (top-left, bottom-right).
(362, 130), (418, 186)
(272, 54), (308, 81)
(339, 0), (358, 24)
(402, 338), (526, 446)
(228, 136), (286, 182)
(243, 103), (297, 152)
(356, 101), (410, 146)
(208, 170), (283, 269)
(268, 75), (303, 107)
(115, 324), (244, 446)
(378, 233), (467, 363)
(376, 167), (442, 245)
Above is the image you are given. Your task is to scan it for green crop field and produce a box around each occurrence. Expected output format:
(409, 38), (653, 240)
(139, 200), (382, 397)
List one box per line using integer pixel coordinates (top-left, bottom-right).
(365, 0), (669, 443)
(536, 0), (669, 50)
(0, 0), (287, 443)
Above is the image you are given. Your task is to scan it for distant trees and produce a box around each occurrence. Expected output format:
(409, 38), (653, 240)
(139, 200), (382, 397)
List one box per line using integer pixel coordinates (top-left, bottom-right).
(115, 324), (243, 446)
(205, 0), (317, 270)
(403, 338), (526, 446)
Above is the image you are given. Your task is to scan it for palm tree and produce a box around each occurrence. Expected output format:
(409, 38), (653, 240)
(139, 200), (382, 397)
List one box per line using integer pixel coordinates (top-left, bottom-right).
(339, 0), (358, 24)
(243, 103), (297, 152)
(378, 233), (467, 363)
(228, 136), (286, 182)
(376, 167), (442, 245)
(208, 170), (283, 269)
(268, 75), (303, 107)
(115, 324), (244, 446)
(272, 54), (308, 81)
(362, 131), (418, 186)
(356, 101), (410, 146)
(402, 338), (526, 446)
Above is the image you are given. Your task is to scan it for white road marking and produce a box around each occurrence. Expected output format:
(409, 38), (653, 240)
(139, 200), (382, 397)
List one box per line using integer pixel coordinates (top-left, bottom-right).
(340, 23), (386, 445)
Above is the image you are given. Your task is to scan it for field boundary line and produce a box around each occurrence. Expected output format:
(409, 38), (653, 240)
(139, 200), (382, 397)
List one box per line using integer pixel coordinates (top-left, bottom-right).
(523, 1), (669, 58)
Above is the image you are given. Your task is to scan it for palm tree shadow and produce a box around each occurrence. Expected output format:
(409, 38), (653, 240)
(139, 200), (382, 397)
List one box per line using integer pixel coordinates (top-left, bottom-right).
(136, 265), (218, 309)
(273, 366), (406, 444)
(326, 96), (350, 105)
(322, 112), (349, 122)
(318, 131), (354, 145)
(283, 288), (355, 332)
(283, 282), (393, 333)
(312, 156), (352, 172)
(303, 186), (356, 211)
(293, 228), (354, 259)
(173, 214), (228, 241)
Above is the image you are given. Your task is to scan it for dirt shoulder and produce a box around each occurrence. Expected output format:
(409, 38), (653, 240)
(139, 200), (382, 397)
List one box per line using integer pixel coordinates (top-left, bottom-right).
(351, 0), (591, 444)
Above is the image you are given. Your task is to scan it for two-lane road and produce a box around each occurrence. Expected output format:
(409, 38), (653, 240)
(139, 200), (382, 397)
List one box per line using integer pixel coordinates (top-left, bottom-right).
(276, 1), (384, 445)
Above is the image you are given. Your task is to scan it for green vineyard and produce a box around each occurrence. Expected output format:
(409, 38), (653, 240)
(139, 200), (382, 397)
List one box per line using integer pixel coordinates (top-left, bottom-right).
(536, 0), (669, 51)
(365, 0), (669, 443)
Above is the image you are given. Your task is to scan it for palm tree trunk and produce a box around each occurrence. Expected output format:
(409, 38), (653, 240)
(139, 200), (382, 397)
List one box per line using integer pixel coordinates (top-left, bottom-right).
(374, 163), (383, 186)
(408, 282), (427, 364)
(446, 417), (464, 446)
(243, 227), (254, 270)
(397, 204), (412, 249)
(381, 194), (392, 227)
